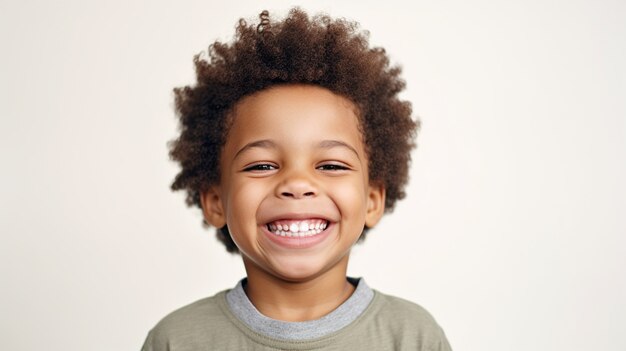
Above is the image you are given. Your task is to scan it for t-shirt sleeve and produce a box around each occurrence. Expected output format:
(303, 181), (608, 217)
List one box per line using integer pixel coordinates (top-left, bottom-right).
(431, 327), (453, 351)
(140, 329), (161, 351)
(139, 294), (225, 351)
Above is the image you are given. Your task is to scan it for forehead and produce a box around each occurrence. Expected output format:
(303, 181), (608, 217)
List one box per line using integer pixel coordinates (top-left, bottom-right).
(225, 85), (364, 154)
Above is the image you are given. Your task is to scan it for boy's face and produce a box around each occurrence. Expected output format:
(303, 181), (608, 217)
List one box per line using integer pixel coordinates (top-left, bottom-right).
(201, 85), (385, 282)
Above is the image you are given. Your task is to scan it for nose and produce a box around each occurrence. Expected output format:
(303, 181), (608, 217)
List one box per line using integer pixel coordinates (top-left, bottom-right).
(275, 169), (318, 199)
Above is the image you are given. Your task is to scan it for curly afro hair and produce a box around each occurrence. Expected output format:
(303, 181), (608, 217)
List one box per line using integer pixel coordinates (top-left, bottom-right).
(170, 8), (418, 253)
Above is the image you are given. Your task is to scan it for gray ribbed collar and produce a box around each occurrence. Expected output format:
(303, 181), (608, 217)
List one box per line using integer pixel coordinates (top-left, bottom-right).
(225, 277), (374, 341)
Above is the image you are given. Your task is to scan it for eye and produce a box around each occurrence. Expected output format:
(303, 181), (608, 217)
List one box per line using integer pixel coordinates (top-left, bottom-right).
(317, 163), (350, 171)
(243, 163), (278, 172)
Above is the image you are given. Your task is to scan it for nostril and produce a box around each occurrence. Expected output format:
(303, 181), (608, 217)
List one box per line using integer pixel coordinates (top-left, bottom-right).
(280, 191), (315, 198)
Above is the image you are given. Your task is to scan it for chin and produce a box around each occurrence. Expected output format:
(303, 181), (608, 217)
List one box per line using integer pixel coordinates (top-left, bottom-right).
(272, 260), (327, 281)
(273, 251), (352, 283)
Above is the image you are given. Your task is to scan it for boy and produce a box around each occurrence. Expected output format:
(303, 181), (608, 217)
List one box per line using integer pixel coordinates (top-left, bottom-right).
(142, 8), (451, 350)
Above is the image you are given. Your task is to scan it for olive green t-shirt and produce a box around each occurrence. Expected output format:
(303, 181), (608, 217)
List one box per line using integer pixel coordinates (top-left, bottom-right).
(142, 279), (451, 350)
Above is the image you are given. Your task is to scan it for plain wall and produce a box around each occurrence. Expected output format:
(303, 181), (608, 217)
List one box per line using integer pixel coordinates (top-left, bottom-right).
(1, 0), (624, 350)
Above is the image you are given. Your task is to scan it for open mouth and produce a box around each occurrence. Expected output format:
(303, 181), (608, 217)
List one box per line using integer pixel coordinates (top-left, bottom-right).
(266, 219), (329, 238)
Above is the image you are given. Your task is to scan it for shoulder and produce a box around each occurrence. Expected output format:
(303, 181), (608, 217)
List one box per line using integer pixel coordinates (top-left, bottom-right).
(375, 291), (438, 325)
(142, 291), (233, 351)
(152, 291), (227, 331)
(368, 290), (452, 350)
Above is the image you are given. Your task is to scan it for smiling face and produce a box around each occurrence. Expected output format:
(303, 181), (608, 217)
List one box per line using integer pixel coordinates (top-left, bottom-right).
(201, 85), (385, 283)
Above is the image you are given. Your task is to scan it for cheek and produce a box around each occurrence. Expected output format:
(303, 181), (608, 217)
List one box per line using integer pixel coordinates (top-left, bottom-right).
(225, 179), (267, 228)
(328, 180), (368, 217)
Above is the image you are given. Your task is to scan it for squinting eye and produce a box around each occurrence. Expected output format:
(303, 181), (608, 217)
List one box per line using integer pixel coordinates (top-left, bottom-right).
(317, 164), (349, 171)
(243, 164), (277, 172)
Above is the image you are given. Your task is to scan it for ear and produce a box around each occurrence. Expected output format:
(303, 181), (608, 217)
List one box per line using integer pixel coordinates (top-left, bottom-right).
(364, 182), (385, 228)
(200, 186), (226, 228)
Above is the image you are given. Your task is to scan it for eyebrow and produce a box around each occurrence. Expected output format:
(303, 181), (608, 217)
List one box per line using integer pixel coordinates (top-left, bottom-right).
(317, 140), (360, 159)
(234, 139), (278, 159)
(233, 139), (360, 160)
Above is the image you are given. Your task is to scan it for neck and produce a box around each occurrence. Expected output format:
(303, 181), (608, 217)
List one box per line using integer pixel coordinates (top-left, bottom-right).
(242, 256), (355, 322)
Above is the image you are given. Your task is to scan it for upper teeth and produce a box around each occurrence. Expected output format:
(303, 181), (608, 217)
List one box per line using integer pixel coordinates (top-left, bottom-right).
(267, 219), (328, 237)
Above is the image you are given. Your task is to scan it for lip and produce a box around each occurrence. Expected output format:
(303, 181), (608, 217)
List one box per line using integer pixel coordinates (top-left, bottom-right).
(262, 212), (334, 223)
(261, 221), (334, 249)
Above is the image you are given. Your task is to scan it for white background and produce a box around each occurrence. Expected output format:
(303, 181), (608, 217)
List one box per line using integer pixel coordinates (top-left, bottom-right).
(1, 0), (625, 350)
